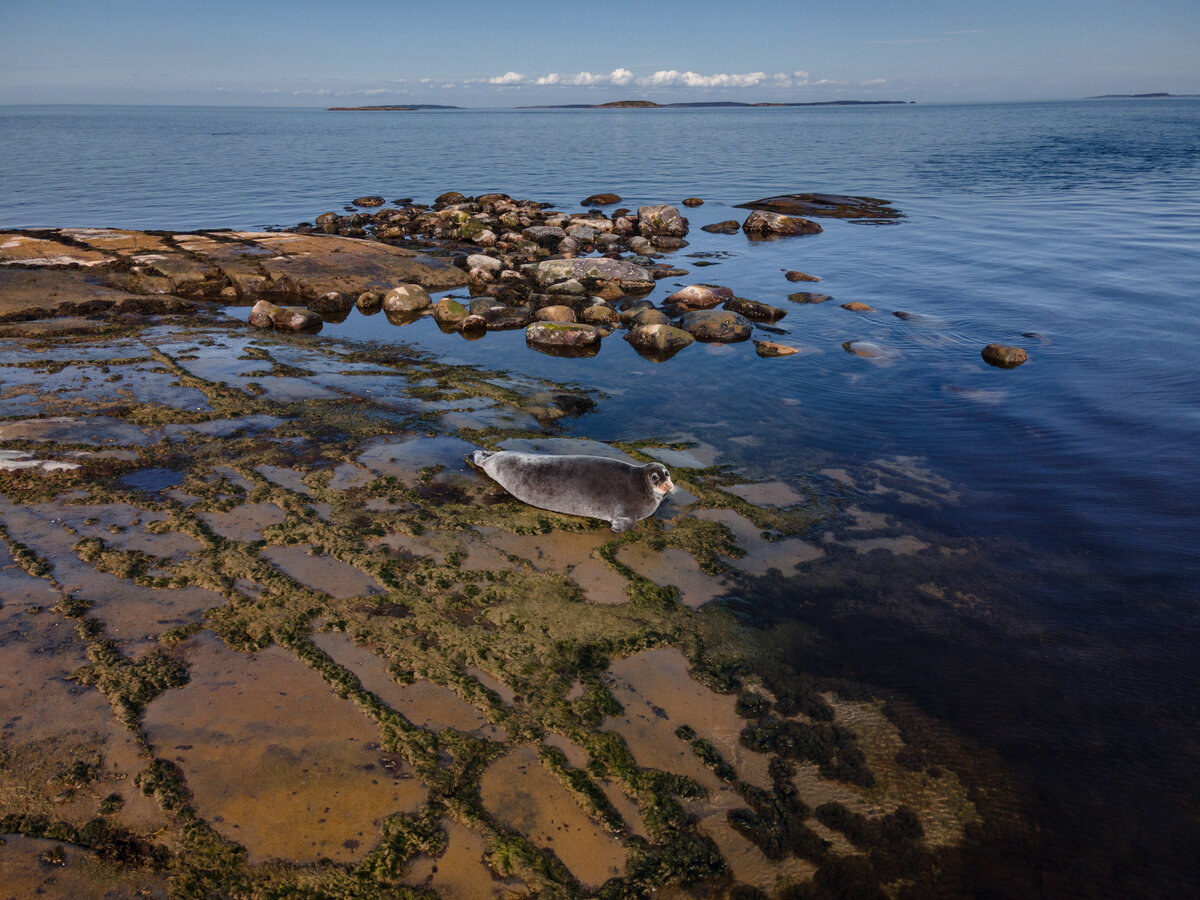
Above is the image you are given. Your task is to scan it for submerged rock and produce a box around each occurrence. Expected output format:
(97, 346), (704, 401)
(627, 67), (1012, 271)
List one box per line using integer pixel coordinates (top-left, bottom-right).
(788, 291), (833, 304)
(581, 192), (621, 206)
(737, 192), (903, 223)
(625, 323), (695, 354)
(701, 220), (741, 234)
(840, 301), (874, 313)
(785, 270), (821, 282)
(724, 297), (787, 322)
(982, 343), (1029, 368)
(754, 340), (800, 357)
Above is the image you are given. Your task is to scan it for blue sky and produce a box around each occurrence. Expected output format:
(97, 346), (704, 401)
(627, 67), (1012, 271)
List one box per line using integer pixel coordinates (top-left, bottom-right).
(2, 0), (1197, 106)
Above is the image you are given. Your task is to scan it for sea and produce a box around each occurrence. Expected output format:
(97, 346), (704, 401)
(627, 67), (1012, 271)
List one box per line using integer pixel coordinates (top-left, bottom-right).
(3, 101), (1200, 897)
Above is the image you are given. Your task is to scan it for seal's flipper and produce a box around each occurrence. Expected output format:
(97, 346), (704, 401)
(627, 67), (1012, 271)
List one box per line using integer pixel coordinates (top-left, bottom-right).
(610, 516), (636, 533)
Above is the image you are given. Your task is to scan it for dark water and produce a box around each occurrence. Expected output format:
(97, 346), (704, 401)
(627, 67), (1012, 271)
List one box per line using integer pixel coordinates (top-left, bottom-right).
(4, 101), (1200, 896)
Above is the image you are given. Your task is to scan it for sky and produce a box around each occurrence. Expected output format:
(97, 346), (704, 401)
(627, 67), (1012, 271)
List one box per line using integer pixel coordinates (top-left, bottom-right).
(2, 0), (1198, 107)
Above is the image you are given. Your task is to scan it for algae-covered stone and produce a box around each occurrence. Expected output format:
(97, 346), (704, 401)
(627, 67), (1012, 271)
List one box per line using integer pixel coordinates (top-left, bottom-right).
(625, 323), (695, 353)
(526, 321), (602, 350)
(433, 296), (469, 326)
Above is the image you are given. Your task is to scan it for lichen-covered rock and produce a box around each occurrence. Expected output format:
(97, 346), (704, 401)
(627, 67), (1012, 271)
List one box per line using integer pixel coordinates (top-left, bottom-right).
(248, 299), (279, 329)
(981, 344), (1028, 368)
(678, 309), (753, 343)
(309, 291), (352, 316)
(526, 321), (602, 350)
(637, 204), (689, 238)
(535, 258), (655, 294)
(580, 304), (619, 327)
(724, 297), (787, 322)
(742, 209), (823, 238)
(383, 284), (432, 315)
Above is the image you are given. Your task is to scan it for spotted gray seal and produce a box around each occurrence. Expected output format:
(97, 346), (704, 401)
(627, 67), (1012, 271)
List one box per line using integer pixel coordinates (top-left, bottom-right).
(471, 450), (673, 532)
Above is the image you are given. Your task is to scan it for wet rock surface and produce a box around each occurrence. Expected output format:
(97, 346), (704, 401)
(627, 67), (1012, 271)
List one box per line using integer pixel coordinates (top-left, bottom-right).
(737, 192), (904, 224)
(0, 295), (989, 898)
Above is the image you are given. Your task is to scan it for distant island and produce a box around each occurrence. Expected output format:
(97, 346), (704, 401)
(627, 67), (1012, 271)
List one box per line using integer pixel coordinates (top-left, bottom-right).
(1086, 92), (1199, 99)
(328, 104), (461, 111)
(518, 99), (914, 109)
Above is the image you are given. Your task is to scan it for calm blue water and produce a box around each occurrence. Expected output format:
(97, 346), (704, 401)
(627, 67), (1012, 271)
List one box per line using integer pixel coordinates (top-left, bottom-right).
(4, 101), (1200, 896)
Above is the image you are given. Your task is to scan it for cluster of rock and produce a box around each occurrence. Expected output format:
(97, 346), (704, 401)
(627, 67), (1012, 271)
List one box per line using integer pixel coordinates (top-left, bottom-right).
(265, 191), (820, 359)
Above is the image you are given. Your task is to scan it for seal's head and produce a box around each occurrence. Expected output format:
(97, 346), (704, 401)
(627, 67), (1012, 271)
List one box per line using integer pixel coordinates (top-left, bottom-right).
(645, 462), (674, 495)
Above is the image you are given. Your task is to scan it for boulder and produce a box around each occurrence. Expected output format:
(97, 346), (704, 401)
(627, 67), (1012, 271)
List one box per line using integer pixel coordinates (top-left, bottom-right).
(622, 307), (669, 328)
(678, 309), (753, 343)
(353, 195), (386, 207)
(248, 299), (279, 329)
(248, 300), (321, 332)
(682, 197), (704, 207)
(785, 270), (821, 282)
(637, 204), (689, 238)
(383, 284), (432, 315)
(466, 253), (502, 274)
(481, 305), (530, 330)
(582, 193), (621, 206)
(742, 210), (823, 238)
(840, 301), (874, 313)
(981, 344), (1028, 368)
(535, 257), (655, 294)
(522, 225), (566, 248)
(724, 297), (787, 322)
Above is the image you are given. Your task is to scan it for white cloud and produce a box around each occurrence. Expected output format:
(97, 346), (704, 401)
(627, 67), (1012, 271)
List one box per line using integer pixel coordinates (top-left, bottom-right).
(489, 71), (527, 85)
(861, 78), (886, 85)
(485, 68), (639, 88)
(637, 70), (772, 88)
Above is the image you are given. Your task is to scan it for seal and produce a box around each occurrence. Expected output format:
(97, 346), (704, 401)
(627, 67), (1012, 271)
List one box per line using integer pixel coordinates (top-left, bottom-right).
(472, 450), (673, 532)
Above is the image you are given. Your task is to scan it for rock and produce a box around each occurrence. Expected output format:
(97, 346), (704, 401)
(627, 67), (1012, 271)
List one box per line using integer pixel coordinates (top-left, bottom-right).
(651, 236), (688, 250)
(315, 212), (341, 225)
(625, 323), (695, 354)
(532, 305), (577, 323)
(525, 321), (603, 352)
(678, 309), (753, 343)
(535, 257), (655, 294)
(248, 299), (279, 329)
(434, 191), (468, 207)
(754, 340), (799, 357)
(637, 205), (689, 238)
(353, 195), (386, 207)
(522, 225), (566, 248)
(785, 270), (820, 282)
(356, 291), (383, 314)
(843, 340), (894, 359)
(309, 291), (352, 316)
(473, 229), (497, 247)
(787, 291), (832, 304)
(742, 210), (823, 238)
(736, 192), (903, 223)
(546, 278), (587, 297)
(724, 297), (787, 322)
(581, 193), (621, 206)
(481, 305), (530, 330)
(840, 301), (874, 312)
(627, 236), (654, 255)
(623, 308), (669, 328)
(981, 344), (1028, 368)
(433, 296), (469, 325)
(664, 285), (723, 311)
(580, 304), (619, 327)
(701, 220), (741, 234)
(383, 284), (432, 315)
(467, 253), (502, 274)
(682, 197), (704, 207)
(248, 299), (322, 332)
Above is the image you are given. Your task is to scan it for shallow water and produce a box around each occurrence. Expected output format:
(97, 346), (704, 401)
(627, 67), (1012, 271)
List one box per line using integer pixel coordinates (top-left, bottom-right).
(3, 100), (1200, 895)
